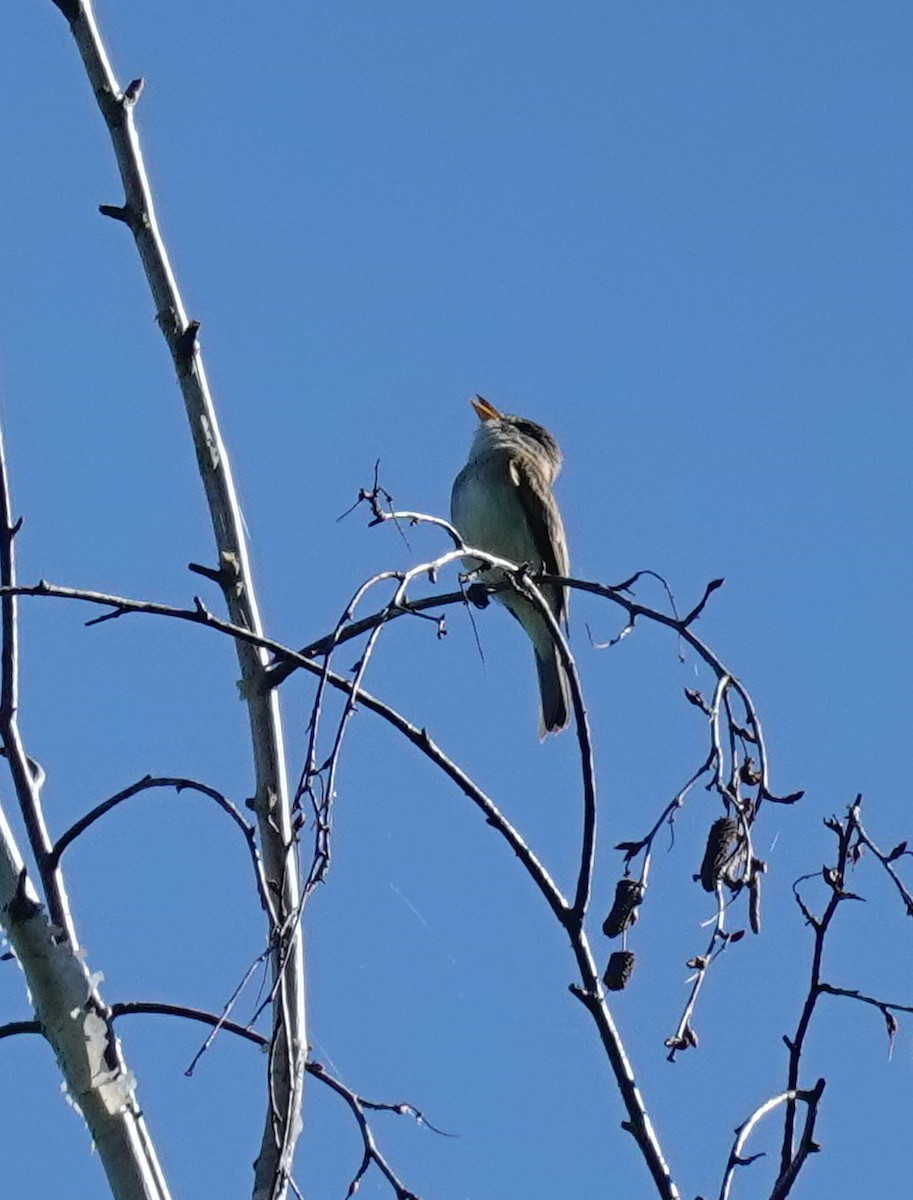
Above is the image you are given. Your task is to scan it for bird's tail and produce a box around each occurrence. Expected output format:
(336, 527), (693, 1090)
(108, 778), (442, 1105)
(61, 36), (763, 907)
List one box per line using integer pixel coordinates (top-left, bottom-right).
(536, 643), (570, 737)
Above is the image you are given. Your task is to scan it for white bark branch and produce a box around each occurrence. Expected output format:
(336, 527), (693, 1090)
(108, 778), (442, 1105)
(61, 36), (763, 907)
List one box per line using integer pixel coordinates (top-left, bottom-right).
(0, 818), (171, 1199)
(0, 401), (170, 1200)
(46, 3), (306, 1196)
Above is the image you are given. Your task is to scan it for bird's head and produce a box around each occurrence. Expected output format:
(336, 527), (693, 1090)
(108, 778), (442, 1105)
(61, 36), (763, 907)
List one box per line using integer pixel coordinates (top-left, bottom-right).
(469, 395), (562, 477)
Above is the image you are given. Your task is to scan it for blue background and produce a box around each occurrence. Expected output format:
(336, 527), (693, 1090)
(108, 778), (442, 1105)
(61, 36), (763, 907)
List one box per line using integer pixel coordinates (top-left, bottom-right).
(1, 3), (910, 1197)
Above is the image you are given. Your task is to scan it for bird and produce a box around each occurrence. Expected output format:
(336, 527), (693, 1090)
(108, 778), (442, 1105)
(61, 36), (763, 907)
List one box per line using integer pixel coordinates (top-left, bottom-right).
(451, 395), (570, 736)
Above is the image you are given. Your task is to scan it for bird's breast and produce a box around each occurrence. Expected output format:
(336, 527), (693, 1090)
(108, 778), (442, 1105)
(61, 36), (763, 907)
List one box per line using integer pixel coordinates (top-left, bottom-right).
(451, 456), (542, 567)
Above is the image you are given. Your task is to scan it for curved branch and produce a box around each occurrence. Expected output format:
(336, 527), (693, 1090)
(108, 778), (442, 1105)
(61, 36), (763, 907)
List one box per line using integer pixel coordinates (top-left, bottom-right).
(718, 1081), (825, 1200)
(851, 812), (913, 916)
(265, 590), (466, 688)
(3, 572), (693, 1193)
(0, 1019), (40, 1040)
(307, 1062), (422, 1200)
(111, 1000), (268, 1048)
(48, 775), (274, 921)
(0, 580), (570, 920)
(510, 569), (597, 923)
(111, 1005), (431, 1200)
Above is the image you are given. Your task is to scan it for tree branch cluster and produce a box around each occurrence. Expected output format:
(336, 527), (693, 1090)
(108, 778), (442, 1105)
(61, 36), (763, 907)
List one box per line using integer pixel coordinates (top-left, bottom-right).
(2, 6), (908, 1200)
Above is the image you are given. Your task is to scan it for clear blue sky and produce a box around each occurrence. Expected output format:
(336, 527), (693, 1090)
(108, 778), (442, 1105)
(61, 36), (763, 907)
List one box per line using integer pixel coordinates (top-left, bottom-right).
(1, 3), (911, 1197)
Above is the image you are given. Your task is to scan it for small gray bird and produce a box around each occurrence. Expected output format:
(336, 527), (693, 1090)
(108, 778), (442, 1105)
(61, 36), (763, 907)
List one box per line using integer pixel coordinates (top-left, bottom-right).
(451, 396), (570, 736)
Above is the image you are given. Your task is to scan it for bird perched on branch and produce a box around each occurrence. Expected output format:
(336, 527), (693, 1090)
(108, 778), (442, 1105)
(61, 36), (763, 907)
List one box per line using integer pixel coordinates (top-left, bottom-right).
(451, 395), (570, 736)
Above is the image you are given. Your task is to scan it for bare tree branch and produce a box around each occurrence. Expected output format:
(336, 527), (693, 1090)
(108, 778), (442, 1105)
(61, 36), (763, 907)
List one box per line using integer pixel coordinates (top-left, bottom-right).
(109, 1007), (436, 1200)
(0, 493), (782, 1200)
(779, 810), (856, 1178)
(0, 414), (171, 1198)
(717, 1080), (825, 1200)
(307, 1062), (423, 1200)
(0, 568), (684, 1196)
(48, 775), (274, 920)
(769, 1079), (826, 1200)
(45, 5), (306, 1194)
(851, 812), (913, 916)
(774, 798), (912, 1196)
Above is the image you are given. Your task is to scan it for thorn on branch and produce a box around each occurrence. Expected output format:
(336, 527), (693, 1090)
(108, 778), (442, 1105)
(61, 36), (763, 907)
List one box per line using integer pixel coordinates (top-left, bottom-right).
(5, 867), (41, 924)
(176, 319), (201, 365)
(84, 606), (125, 627)
(123, 78), (145, 106)
(99, 203), (143, 233)
(188, 561), (229, 585)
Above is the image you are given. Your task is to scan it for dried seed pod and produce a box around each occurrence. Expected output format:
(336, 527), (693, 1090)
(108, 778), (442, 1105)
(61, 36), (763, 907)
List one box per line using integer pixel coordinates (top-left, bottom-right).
(699, 816), (740, 892)
(749, 872), (762, 934)
(602, 878), (645, 938)
(603, 950), (636, 991)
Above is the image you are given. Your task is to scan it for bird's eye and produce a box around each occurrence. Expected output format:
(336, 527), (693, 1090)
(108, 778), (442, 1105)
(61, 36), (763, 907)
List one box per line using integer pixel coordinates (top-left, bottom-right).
(514, 420), (541, 439)
(514, 419), (551, 447)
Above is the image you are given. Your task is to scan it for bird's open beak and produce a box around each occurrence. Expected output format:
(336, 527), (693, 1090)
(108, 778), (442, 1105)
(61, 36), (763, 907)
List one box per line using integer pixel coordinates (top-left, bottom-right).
(471, 395), (502, 422)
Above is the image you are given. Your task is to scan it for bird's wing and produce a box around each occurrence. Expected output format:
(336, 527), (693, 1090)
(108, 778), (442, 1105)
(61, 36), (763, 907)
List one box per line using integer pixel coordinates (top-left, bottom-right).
(510, 455), (569, 624)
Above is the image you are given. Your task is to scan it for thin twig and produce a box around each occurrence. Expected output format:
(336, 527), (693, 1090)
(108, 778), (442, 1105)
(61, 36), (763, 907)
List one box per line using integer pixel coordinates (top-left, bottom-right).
(0, 573), (686, 1194)
(769, 1080), (826, 1200)
(0, 1018), (40, 1039)
(112, 1000), (431, 1200)
(48, 775), (275, 920)
(852, 814), (913, 916)
(664, 887), (738, 1061)
(718, 1081), (825, 1200)
(308, 1062), (422, 1200)
(0, 428), (72, 937)
(779, 809), (855, 1177)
